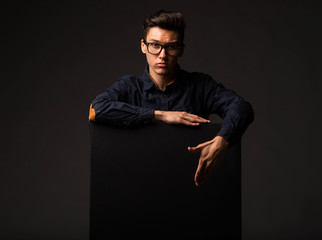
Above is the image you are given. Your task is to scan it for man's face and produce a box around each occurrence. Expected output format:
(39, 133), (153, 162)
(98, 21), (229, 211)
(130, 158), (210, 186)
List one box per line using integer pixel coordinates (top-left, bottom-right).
(141, 27), (183, 78)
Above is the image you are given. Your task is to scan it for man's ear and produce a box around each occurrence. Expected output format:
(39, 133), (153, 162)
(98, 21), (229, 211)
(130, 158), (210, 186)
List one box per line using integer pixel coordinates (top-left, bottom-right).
(141, 39), (147, 54)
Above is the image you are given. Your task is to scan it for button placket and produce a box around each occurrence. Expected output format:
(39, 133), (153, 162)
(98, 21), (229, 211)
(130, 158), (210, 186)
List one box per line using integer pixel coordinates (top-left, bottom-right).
(162, 92), (169, 111)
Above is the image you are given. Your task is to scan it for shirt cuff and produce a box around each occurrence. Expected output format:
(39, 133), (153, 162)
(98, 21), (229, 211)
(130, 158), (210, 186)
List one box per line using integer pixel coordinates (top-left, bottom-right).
(137, 108), (155, 124)
(216, 123), (240, 145)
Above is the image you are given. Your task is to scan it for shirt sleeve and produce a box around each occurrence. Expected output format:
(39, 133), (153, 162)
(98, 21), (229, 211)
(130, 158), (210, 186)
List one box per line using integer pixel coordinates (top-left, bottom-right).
(203, 75), (254, 144)
(89, 79), (154, 127)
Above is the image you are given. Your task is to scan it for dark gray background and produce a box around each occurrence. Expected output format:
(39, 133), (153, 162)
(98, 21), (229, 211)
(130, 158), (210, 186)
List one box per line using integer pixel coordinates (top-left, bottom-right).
(1, 1), (321, 239)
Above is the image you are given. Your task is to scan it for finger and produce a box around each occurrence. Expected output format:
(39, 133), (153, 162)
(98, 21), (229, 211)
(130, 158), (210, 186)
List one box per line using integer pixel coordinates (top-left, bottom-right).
(202, 162), (218, 183)
(181, 112), (209, 122)
(188, 140), (213, 153)
(182, 119), (200, 126)
(194, 116), (210, 123)
(184, 114), (210, 123)
(188, 146), (200, 153)
(194, 158), (207, 186)
(198, 154), (225, 186)
(195, 158), (217, 186)
(188, 142), (208, 153)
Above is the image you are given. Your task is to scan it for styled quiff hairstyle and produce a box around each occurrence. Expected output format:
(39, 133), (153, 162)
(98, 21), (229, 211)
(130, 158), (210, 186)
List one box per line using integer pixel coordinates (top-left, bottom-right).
(143, 10), (186, 44)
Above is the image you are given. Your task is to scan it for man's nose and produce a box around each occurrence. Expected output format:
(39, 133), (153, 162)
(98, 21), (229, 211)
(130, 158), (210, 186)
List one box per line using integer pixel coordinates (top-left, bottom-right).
(159, 47), (167, 58)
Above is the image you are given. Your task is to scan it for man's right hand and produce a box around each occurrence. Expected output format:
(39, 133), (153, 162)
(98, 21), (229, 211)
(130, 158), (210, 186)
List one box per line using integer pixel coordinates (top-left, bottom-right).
(154, 110), (210, 126)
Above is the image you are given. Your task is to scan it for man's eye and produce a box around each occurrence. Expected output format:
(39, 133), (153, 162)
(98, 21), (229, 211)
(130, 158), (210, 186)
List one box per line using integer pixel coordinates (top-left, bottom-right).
(168, 44), (179, 50)
(151, 43), (161, 48)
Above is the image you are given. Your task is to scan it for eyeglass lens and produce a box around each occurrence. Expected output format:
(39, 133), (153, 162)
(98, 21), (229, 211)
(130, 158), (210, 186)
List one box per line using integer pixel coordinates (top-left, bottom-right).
(147, 43), (180, 56)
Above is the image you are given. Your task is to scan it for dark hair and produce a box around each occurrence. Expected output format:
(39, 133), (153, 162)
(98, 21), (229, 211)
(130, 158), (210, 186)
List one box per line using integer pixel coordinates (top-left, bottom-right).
(142, 10), (186, 43)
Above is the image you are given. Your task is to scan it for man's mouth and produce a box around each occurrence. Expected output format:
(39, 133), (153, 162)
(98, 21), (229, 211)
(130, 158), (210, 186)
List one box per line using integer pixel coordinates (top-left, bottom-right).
(156, 63), (167, 67)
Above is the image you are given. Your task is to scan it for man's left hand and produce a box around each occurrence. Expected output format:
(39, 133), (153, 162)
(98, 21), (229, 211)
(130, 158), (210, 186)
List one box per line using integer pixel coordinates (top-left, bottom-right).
(188, 136), (229, 186)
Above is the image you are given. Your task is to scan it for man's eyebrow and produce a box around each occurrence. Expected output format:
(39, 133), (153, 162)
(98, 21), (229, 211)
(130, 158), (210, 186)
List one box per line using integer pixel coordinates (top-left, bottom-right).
(148, 39), (161, 43)
(148, 39), (179, 44)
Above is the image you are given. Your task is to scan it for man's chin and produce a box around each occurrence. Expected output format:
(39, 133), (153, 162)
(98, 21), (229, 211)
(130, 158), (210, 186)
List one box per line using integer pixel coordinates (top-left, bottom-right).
(154, 67), (171, 76)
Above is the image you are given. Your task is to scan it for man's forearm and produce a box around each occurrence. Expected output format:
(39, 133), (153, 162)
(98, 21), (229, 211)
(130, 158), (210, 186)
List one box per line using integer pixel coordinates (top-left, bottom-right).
(91, 101), (154, 126)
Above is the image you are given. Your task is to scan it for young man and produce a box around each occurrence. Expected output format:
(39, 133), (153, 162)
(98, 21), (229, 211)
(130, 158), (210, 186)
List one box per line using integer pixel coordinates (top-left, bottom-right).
(89, 10), (254, 186)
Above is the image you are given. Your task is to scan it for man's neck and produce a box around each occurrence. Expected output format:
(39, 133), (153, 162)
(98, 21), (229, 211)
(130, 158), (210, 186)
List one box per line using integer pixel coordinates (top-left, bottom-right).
(149, 67), (176, 91)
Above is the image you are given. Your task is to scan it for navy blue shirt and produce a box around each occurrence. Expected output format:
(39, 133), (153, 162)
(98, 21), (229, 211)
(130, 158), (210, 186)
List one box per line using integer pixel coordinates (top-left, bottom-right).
(90, 66), (254, 144)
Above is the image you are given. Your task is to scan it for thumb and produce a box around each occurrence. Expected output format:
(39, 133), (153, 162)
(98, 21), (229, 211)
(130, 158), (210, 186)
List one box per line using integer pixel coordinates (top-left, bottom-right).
(188, 144), (203, 153)
(188, 140), (213, 153)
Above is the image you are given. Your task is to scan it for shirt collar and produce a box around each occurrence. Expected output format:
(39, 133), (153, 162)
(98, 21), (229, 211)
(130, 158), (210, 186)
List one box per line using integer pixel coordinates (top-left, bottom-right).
(142, 65), (181, 91)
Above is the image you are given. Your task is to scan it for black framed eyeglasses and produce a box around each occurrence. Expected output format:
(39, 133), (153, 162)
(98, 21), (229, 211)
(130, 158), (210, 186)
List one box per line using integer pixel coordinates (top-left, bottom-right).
(143, 40), (183, 56)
